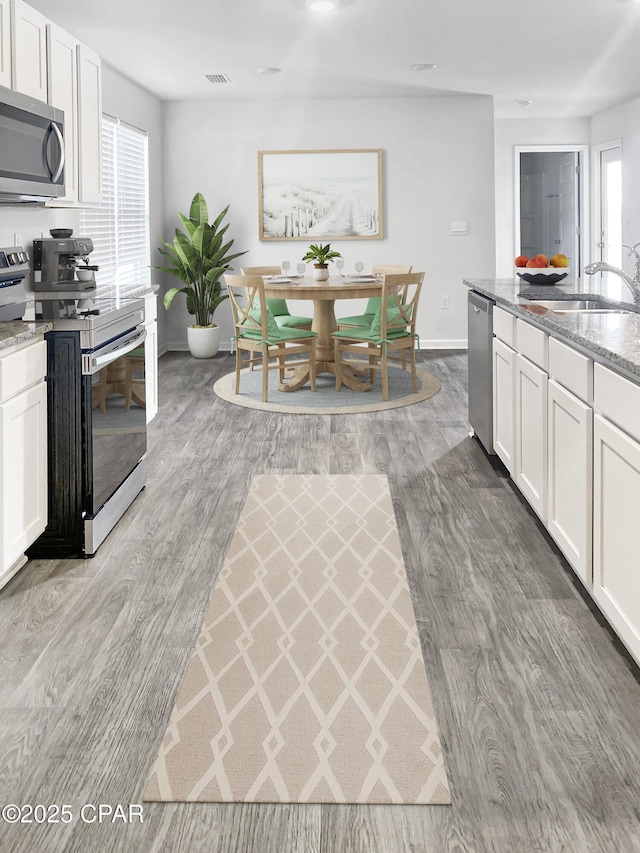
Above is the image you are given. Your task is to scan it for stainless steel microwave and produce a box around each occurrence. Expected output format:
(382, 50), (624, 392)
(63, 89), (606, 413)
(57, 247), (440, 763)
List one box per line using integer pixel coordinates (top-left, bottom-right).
(0, 84), (65, 202)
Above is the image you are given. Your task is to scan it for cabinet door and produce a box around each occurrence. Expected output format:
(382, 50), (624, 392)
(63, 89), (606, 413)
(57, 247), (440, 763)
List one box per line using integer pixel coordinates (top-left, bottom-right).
(77, 43), (102, 204)
(515, 353), (548, 521)
(593, 414), (640, 668)
(547, 379), (593, 585)
(0, 0), (10, 88)
(0, 381), (47, 575)
(492, 337), (516, 474)
(145, 321), (158, 424)
(10, 0), (48, 100)
(47, 24), (78, 203)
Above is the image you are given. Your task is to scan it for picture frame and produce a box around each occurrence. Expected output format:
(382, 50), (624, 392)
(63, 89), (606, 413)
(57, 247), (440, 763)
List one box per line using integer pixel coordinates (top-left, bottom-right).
(258, 148), (383, 241)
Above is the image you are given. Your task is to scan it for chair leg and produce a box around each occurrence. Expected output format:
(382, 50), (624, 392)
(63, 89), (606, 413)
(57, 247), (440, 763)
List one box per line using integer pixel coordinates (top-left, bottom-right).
(334, 338), (342, 391)
(235, 347), (242, 394)
(381, 348), (389, 402)
(368, 353), (376, 385)
(261, 345), (269, 402)
(410, 345), (418, 393)
(278, 351), (285, 384)
(309, 339), (317, 392)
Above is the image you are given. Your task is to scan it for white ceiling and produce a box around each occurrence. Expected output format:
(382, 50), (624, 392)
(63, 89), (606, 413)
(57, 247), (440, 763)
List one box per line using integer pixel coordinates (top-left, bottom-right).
(28, 0), (640, 118)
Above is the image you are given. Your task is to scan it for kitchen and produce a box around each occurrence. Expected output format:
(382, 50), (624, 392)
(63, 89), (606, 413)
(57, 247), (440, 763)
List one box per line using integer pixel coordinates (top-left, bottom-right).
(1, 0), (640, 850)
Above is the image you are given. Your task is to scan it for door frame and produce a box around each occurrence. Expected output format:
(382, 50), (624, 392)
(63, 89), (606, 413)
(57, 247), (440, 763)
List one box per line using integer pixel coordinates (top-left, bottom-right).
(514, 145), (590, 279)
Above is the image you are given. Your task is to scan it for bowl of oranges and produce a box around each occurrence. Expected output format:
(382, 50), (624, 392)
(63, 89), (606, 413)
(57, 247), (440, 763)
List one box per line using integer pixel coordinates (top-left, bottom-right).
(515, 253), (569, 285)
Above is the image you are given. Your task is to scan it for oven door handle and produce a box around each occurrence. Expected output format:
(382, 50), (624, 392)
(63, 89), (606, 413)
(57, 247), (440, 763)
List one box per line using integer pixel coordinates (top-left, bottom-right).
(83, 328), (146, 375)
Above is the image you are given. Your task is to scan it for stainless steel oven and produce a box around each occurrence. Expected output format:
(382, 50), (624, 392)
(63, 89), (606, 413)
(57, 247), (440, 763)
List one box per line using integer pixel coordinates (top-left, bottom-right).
(27, 295), (147, 558)
(0, 84), (65, 202)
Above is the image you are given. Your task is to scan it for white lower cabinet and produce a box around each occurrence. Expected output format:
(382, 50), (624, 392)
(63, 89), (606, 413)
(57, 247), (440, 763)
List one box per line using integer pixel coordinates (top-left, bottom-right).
(515, 353), (548, 521)
(492, 336), (516, 474)
(547, 379), (593, 585)
(593, 413), (640, 666)
(0, 340), (47, 584)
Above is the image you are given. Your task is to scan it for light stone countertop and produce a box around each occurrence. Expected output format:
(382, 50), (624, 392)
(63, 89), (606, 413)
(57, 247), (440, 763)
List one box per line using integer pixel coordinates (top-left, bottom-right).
(0, 321), (52, 353)
(463, 276), (640, 381)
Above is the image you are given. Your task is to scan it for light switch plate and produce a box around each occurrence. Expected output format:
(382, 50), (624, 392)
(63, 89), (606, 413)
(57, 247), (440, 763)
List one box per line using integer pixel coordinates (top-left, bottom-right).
(449, 221), (468, 235)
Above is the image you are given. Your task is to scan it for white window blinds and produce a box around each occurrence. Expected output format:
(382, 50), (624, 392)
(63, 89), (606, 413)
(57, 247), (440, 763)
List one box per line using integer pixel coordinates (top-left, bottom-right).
(79, 115), (150, 298)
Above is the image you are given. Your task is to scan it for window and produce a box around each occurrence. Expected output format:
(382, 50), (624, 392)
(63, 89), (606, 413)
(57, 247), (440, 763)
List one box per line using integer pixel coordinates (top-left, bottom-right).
(80, 115), (150, 298)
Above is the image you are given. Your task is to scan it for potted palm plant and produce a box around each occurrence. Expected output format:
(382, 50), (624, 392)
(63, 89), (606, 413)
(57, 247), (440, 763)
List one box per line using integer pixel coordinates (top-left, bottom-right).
(301, 243), (342, 280)
(155, 192), (247, 358)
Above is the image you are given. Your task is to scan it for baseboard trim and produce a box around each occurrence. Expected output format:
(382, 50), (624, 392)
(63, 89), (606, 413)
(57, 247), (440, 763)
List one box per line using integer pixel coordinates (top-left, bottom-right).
(166, 340), (468, 353)
(420, 338), (468, 350)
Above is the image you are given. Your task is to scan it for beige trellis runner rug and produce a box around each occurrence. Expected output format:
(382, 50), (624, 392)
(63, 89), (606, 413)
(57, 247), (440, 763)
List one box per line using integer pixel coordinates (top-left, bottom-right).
(143, 474), (451, 804)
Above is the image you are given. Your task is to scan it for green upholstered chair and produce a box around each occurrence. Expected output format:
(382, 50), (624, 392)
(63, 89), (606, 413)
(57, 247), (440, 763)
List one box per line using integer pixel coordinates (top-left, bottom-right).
(336, 264), (413, 330)
(226, 275), (317, 403)
(241, 267), (312, 330)
(333, 273), (424, 402)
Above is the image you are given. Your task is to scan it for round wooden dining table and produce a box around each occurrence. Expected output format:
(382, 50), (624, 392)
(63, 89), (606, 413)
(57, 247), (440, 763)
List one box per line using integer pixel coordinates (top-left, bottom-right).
(263, 275), (383, 392)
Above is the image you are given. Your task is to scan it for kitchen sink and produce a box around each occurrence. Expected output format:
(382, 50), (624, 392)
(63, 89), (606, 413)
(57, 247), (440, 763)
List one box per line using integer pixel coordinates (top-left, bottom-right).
(521, 299), (631, 314)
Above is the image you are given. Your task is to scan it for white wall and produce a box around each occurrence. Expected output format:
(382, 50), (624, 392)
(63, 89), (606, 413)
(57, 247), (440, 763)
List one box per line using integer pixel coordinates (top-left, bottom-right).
(591, 95), (640, 279)
(494, 117), (590, 276)
(161, 95), (496, 350)
(101, 63), (166, 349)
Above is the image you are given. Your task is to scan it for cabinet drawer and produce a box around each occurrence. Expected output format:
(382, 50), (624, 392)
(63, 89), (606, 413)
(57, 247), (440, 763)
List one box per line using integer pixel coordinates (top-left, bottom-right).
(0, 340), (47, 402)
(548, 337), (593, 404)
(494, 306), (516, 346)
(594, 363), (640, 443)
(516, 318), (548, 370)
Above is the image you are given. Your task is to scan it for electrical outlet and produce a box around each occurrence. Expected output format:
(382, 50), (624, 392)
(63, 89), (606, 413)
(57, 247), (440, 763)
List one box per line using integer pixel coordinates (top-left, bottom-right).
(440, 295), (450, 309)
(14, 232), (22, 247)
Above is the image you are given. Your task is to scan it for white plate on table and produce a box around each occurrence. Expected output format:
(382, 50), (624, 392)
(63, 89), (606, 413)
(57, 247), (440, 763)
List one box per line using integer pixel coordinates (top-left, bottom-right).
(264, 276), (292, 283)
(345, 275), (380, 283)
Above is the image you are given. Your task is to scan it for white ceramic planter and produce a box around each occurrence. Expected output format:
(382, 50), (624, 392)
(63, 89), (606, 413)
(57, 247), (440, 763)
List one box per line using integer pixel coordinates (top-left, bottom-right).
(313, 264), (330, 281)
(187, 324), (220, 358)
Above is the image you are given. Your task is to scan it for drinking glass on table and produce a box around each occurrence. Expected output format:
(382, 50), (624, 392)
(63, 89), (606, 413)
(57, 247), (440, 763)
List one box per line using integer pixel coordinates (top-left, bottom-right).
(296, 262), (306, 277)
(281, 260), (290, 277)
(355, 261), (364, 275)
(335, 258), (345, 276)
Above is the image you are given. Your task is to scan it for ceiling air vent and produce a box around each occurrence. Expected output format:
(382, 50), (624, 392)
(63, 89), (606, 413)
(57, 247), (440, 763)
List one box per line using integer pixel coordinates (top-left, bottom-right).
(206, 73), (232, 85)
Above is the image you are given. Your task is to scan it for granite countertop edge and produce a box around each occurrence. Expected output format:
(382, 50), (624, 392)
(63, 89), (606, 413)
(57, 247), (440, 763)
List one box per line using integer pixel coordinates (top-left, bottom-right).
(0, 321), (53, 353)
(463, 278), (640, 381)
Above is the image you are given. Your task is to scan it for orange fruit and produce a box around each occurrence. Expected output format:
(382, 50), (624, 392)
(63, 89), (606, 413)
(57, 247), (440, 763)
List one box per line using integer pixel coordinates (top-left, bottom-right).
(514, 255), (529, 267)
(526, 257), (547, 268)
(533, 253), (549, 265)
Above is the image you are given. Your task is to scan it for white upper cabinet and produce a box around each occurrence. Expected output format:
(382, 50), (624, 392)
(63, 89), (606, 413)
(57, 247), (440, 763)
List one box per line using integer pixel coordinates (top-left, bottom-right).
(46, 23), (78, 203)
(77, 43), (101, 204)
(10, 0), (47, 100)
(0, 1), (10, 87)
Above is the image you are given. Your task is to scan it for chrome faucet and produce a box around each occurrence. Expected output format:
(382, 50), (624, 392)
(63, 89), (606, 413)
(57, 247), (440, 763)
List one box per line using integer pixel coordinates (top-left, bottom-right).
(584, 243), (640, 305)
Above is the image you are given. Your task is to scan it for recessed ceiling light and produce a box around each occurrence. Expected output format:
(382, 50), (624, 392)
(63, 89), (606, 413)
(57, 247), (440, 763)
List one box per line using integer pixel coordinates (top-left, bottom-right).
(411, 63), (437, 72)
(516, 99), (532, 107)
(257, 67), (281, 76)
(306, 0), (339, 12)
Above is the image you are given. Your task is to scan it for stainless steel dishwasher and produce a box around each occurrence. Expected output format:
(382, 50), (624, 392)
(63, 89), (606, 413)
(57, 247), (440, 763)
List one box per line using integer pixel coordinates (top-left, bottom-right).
(467, 290), (495, 453)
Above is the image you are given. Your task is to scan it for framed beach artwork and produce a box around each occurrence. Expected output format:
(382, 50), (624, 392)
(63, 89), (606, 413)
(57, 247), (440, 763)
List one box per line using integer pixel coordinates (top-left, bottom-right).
(258, 149), (383, 241)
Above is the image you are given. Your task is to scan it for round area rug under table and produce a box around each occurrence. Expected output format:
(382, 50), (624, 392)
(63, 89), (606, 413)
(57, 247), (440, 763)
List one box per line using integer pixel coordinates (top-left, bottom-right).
(213, 365), (441, 414)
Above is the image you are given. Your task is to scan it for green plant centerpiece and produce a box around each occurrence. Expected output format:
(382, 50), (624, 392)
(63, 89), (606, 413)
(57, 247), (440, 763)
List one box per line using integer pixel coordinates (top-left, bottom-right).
(301, 243), (342, 281)
(155, 192), (247, 357)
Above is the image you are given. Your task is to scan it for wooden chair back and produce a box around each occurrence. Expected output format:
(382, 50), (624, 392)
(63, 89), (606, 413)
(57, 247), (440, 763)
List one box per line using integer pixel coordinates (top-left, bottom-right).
(380, 273), (424, 338)
(240, 266), (281, 276)
(225, 274), (268, 337)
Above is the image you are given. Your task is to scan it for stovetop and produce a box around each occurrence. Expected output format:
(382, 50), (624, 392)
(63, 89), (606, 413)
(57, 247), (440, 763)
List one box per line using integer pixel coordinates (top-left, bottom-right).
(30, 292), (144, 328)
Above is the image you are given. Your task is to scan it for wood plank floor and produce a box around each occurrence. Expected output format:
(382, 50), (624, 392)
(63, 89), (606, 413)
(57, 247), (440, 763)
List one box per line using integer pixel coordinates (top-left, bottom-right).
(1, 351), (640, 853)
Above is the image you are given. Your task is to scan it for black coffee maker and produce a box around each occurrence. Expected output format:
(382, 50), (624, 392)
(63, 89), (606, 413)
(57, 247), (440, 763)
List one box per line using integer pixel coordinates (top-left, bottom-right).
(32, 230), (99, 292)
